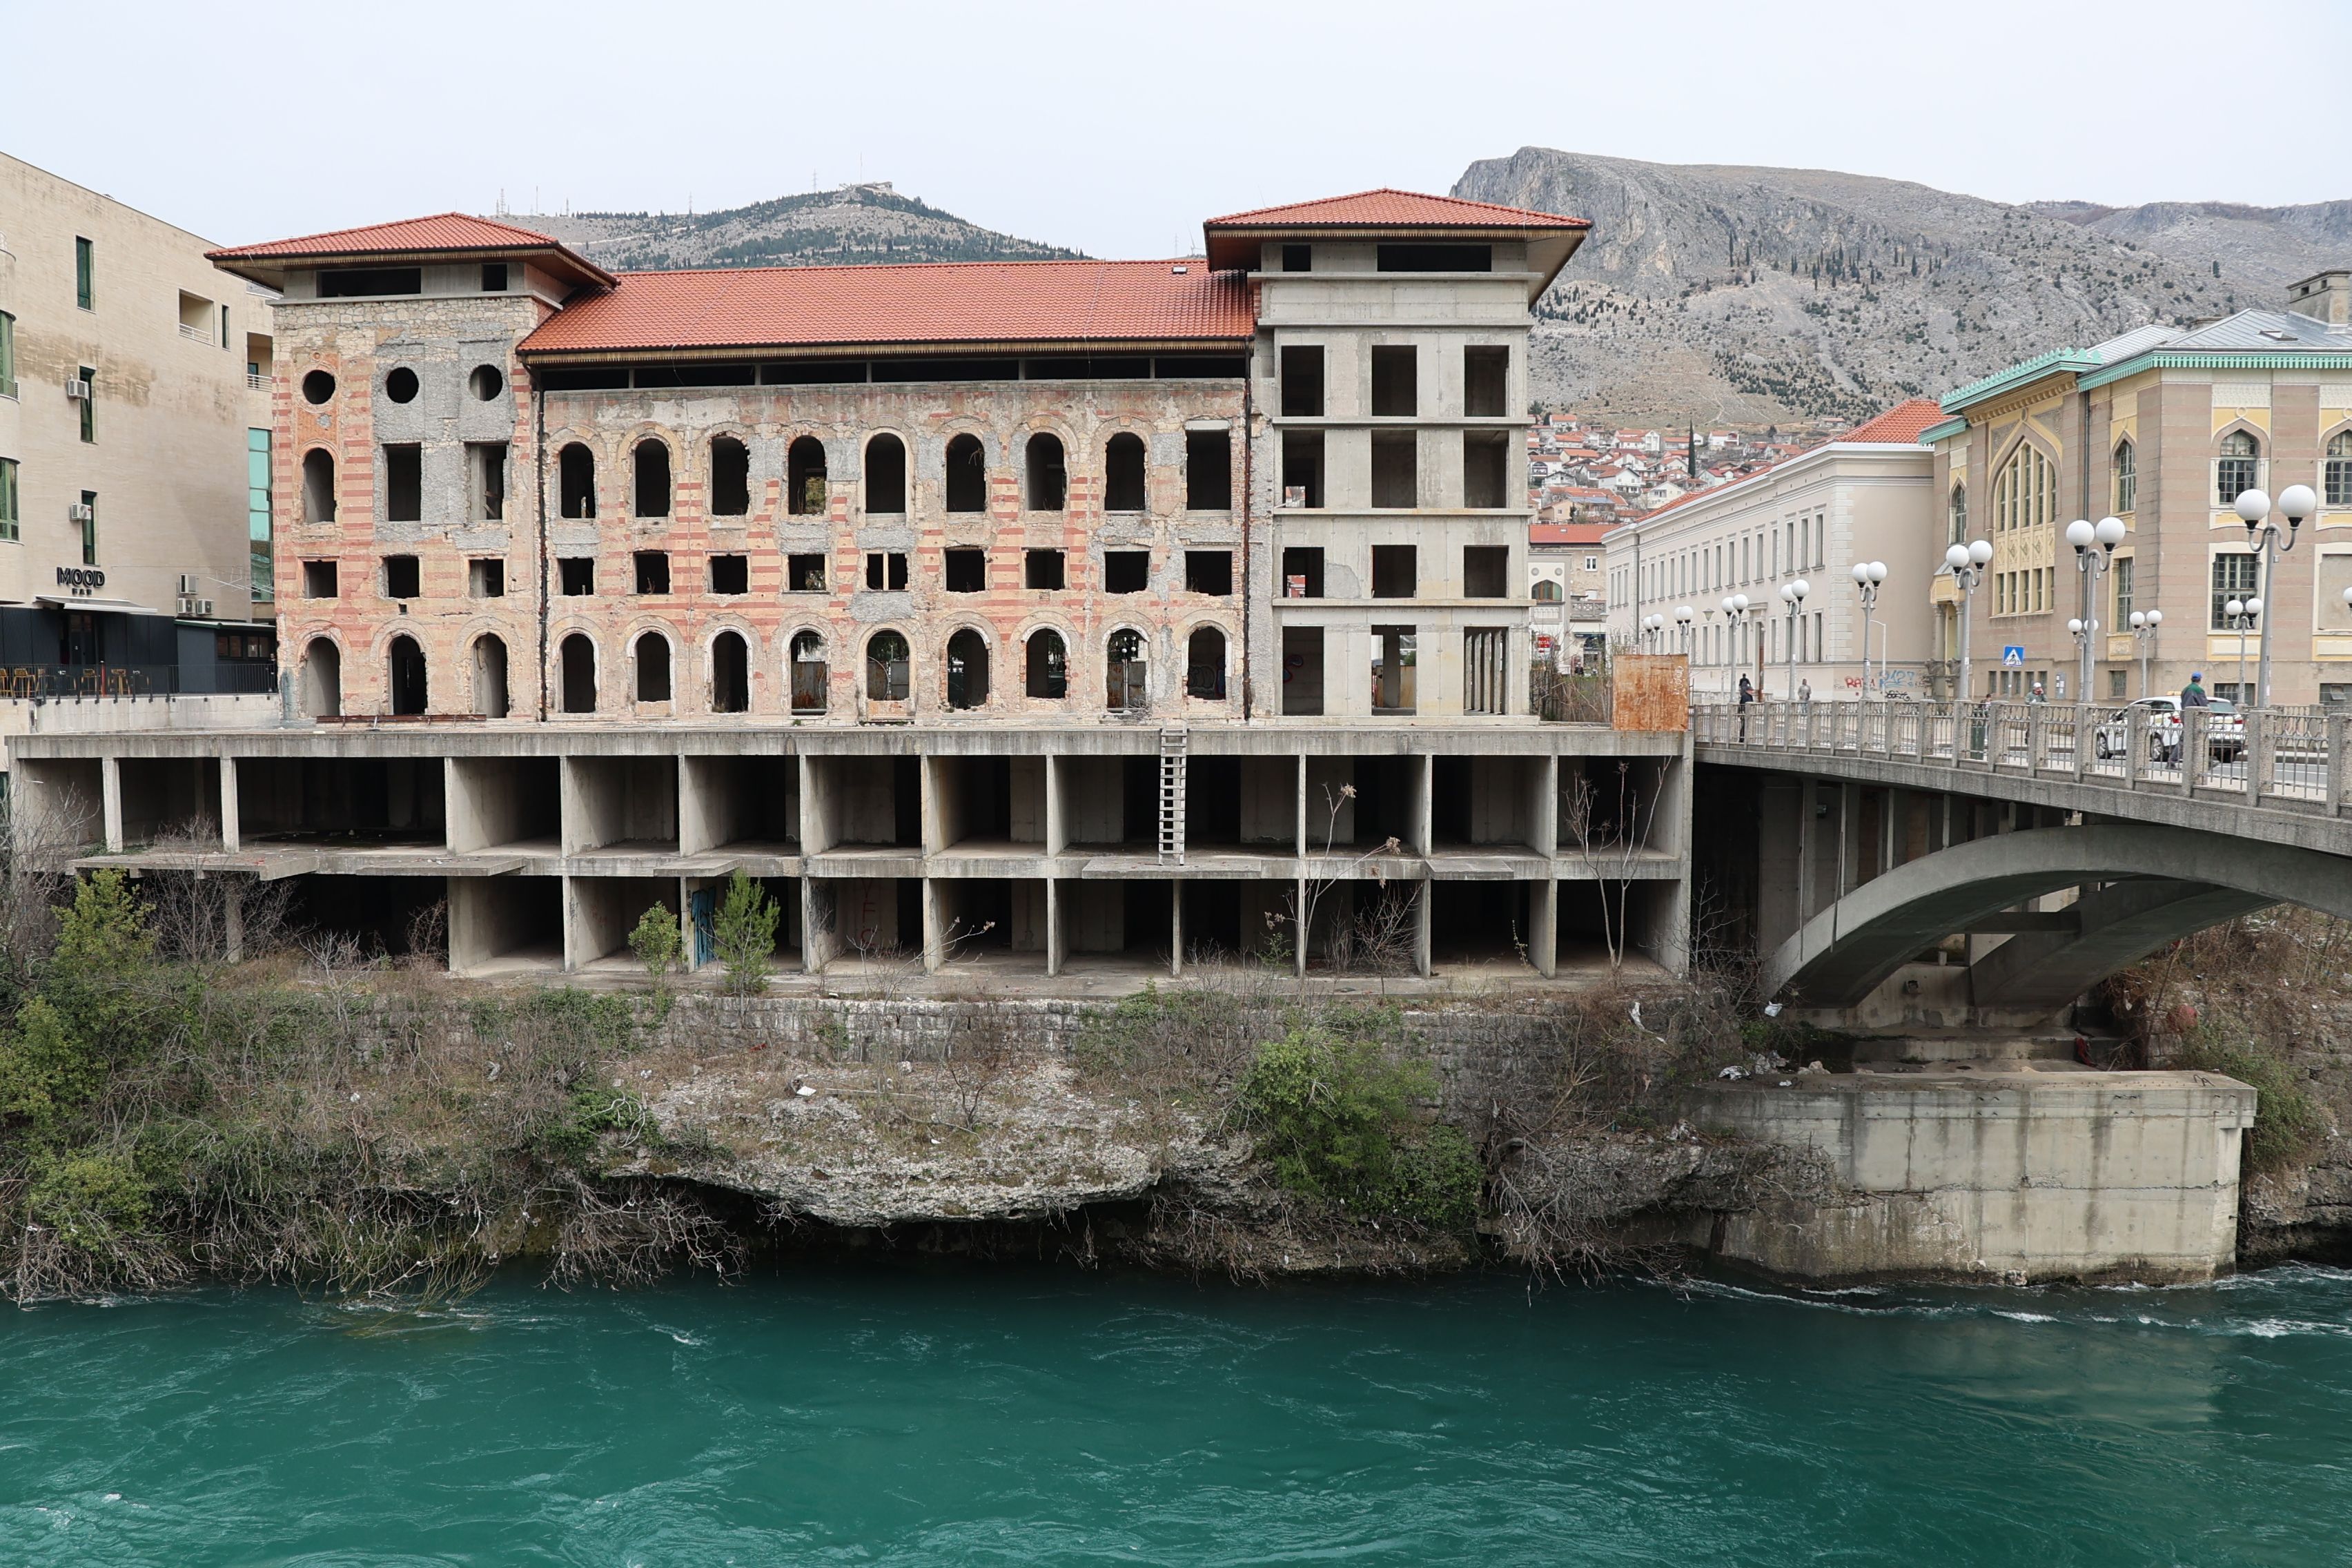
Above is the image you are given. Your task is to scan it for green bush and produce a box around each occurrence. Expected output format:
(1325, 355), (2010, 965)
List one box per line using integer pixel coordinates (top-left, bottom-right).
(26, 1148), (155, 1255)
(1237, 1027), (1480, 1231)
(541, 1086), (658, 1168)
(42, 868), (160, 1053)
(712, 874), (779, 995)
(0, 996), (102, 1137)
(629, 905), (683, 988)
(2171, 1026), (2326, 1175)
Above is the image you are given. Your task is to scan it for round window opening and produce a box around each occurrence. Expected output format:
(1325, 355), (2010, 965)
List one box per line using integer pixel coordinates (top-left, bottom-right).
(385, 367), (420, 404)
(470, 364), (504, 402)
(301, 369), (336, 405)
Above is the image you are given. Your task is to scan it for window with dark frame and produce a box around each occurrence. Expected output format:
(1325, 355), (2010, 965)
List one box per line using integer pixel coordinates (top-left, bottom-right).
(1104, 551), (1149, 594)
(865, 551), (909, 591)
(709, 553), (749, 595)
(944, 547), (987, 592)
(383, 554), (420, 599)
(787, 553), (827, 592)
(1184, 551), (1233, 596)
(1025, 548), (1065, 590)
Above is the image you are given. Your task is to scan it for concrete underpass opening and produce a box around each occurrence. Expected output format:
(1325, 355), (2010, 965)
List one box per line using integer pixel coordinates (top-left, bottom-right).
(450, 758), (558, 853)
(288, 874), (449, 963)
(451, 875), (562, 974)
(118, 758), (222, 848)
(239, 758), (445, 848)
(563, 757), (678, 856)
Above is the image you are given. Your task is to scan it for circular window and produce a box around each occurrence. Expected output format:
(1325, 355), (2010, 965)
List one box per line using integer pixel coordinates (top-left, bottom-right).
(471, 364), (505, 402)
(302, 369), (336, 405)
(384, 367), (419, 404)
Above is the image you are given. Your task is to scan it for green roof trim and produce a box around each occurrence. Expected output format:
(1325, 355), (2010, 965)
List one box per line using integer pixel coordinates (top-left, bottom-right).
(2075, 350), (2352, 392)
(1921, 416), (1968, 445)
(1939, 346), (2100, 414)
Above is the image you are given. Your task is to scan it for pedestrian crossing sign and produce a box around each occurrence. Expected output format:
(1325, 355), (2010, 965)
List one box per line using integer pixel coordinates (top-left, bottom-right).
(2001, 646), (2026, 667)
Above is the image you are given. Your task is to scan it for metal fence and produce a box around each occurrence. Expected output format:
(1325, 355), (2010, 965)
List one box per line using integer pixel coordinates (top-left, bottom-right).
(1694, 698), (2352, 817)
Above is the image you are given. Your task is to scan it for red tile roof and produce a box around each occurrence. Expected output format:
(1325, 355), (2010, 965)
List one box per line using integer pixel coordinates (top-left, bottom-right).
(207, 213), (615, 287)
(1841, 397), (1947, 444)
(518, 259), (1254, 357)
(1204, 188), (1590, 231)
(1533, 521), (1617, 546)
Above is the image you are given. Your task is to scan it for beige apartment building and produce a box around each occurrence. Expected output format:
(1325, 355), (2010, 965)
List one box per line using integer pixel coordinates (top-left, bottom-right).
(1605, 400), (1943, 698)
(0, 153), (275, 696)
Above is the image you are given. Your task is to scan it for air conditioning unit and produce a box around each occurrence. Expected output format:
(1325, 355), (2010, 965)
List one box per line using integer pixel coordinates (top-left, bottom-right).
(68, 502), (93, 523)
(63, 376), (91, 401)
(194, 598), (214, 618)
(178, 574), (200, 596)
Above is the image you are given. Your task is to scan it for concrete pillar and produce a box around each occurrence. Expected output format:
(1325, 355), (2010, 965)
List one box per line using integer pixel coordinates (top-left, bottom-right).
(101, 756), (122, 853)
(921, 877), (944, 971)
(1414, 753), (1434, 856)
(1531, 755), (1558, 857)
(1295, 874), (1309, 977)
(1837, 781), (1860, 897)
(1795, 776), (1816, 921)
(219, 756), (240, 852)
(1882, 787), (1903, 876)
(1531, 878), (1557, 977)
(1414, 876), (1433, 977)
(801, 878), (825, 974)
(1046, 879), (1064, 977)
(1756, 778), (1803, 952)
(921, 756), (947, 856)
(560, 874), (584, 970)
(449, 876), (489, 976)
(223, 877), (245, 962)
(1043, 754), (1066, 856)
(1169, 881), (1184, 978)
(1295, 754), (1308, 857)
(678, 756), (715, 856)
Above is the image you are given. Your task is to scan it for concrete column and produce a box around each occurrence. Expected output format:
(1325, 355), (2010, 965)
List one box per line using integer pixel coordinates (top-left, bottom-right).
(798, 755), (832, 855)
(1043, 754), (1066, 856)
(1415, 753), (1434, 856)
(1837, 781), (1860, 897)
(801, 878), (825, 974)
(101, 756), (122, 853)
(2329, 713), (2350, 818)
(1756, 778), (1803, 953)
(1795, 777), (1816, 921)
(1883, 787), (1903, 876)
(1169, 881), (1184, 978)
(449, 876), (489, 976)
(1530, 878), (1557, 977)
(219, 756), (240, 852)
(560, 874), (584, 970)
(678, 756), (714, 856)
(558, 758), (590, 856)
(1413, 876), (1433, 977)
(921, 878), (944, 971)
(1046, 879), (1064, 977)
(1295, 874), (1309, 977)
(921, 756), (947, 856)
(1294, 754), (1308, 857)
(1531, 756), (1558, 857)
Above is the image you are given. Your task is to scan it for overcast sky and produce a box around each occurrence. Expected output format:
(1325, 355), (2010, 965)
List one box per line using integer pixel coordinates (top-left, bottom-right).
(7, 0), (2346, 257)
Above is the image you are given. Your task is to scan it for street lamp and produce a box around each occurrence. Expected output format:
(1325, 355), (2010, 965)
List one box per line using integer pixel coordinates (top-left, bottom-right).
(1721, 593), (1756, 694)
(2128, 608), (2164, 698)
(2066, 516), (2128, 705)
(1641, 611), (1665, 651)
(1943, 538), (1994, 703)
(1780, 578), (1811, 700)
(1674, 605), (1694, 655)
(2235, 484), (2316, 707)
(1850, 559), (1888, 698)
(2066, 617), (2098, 699)
(2224, 596), (2260, 704)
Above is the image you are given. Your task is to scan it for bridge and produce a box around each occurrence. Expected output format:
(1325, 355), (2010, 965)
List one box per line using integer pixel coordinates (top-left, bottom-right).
(1692, 699), (2352, 1021)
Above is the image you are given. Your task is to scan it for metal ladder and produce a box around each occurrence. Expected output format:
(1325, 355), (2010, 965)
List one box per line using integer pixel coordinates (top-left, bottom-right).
(1157, 725), (1188, 866)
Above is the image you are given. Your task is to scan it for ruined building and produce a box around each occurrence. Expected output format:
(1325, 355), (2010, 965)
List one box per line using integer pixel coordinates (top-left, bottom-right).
(13, 190), (1694, 981)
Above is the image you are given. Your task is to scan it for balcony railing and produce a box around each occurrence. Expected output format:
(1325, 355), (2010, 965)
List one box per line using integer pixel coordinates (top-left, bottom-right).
(246, 372), (270, 391)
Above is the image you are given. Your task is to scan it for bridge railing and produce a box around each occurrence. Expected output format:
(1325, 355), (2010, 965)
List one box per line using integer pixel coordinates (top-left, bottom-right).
(1695, 699), (2352, 818)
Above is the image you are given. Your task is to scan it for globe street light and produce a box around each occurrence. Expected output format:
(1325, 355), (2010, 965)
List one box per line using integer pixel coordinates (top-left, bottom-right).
(1850, 559), (1888, 697)
(1721, 593), (1756, 696)
(2236, 485), (2315, 707)
(2066, 516), (2128, 706)
(1943, 538), (1994, 703)
(2128, 608), (2164, 699)
(1674, 604), (1694, 656)
(1781, 578), (1811, 700)
(1642, 611), (1665, 651)
(2224, 596), (2260, 704)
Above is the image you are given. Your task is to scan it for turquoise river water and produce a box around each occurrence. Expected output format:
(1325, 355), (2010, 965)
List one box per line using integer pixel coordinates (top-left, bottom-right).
(3, 1263), (2350, 1566)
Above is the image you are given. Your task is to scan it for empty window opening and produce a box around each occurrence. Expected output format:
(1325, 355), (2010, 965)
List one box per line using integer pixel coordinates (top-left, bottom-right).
(560, 634), (597, 712)
(383, 444), (422, 522)
(471, 634), (509, 718)
(383, 554), (421, 599)
(1282, 627), (1324, 716)
(469, 558), (505, 598)
(471, 364), (504, 401)
(865, 433), (907, 513)
(388, 634), (427, 716)
(865, 551), (909, 591)
(1185, 550), (1233, 596)
(1371, 545), (1417, 599)
(1186, 627), (1227, 700)
(634, 551), (670, 595)
(1280, 344), (1324, 417)
(1282, 244), (1313, 273)
(710, 436), (751, 516)
(1371, 345), (1418, 417)
(1107, 629), (1147, 711)
(558, 556), (595, 596)
(634, 440), (672, 518)
(1464, 346), (1509, 417)
(1104, 433), (1146, 512)
(1026, 433), (1067, 511)
(1463, 545), (1509, 598)
(1185, 429), (1231, 510)
(1026, 630), (1068, 698)
(319, 266), (421, 297)
(1377, 244), (1489, 272)
(866, 631), (911, 702)
(302, 449), (336, 524)
(787, 553), (827, 593)
(302, 638), (342, 717)
(946, 628), (990, 710)
(1281, 546), (1324, 598)
(1025, 548), (1066, 590)
(384, 366), (419, 404)
(791, 631), (829, 713)
(1462, 431), (1512, 508)
(1372, 627), (1415, 713)
(558, 443), (596, 518)
(302, 369), (335, 405)
(1371, 431), (1418, 508)
(302, 559), (338, 599)
(480, 262), (508, 293)
(635, 633), (672, 703)
(467, 441), (507, 521)
(1462, 627), (1509, 715)
(1106, 551), (1150, 594)
(945, 547), (987, 592)
(945, 433), (987, 513)
(711, 631), (749, 713)
(708, 553), (749, 595)
(787, 435), (827, 515)
(1282, 431), (1325, 507)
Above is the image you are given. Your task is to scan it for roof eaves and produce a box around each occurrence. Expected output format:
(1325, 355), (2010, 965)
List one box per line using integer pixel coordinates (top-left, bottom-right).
(2076, 348), (2352, 393)
(1939, 346), (2101, 415)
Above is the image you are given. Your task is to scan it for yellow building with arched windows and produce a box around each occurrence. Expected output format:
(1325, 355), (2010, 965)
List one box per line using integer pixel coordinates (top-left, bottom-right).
(1926, 271), (2352, 705)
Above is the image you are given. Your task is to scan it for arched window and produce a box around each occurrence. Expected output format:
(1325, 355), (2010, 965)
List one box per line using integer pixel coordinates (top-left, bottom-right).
(471, 634), (509, 718)
(2112, 439), (2137, 515)
(1531, 579), (1562, 602)
(1948, 480), (1967, 545)
(945, 433), (986, 513)
(865, 434), (906, 513)
(945, 628), (990, 709)
(1104, 433), (1146, 513)
(865, 631), (910, 701)
(709, 436), (750, 516)
(1106, 628), (1146, 710)
(1025, 433), (1066, 511)
(2217, 429), (2260, 505)
(1992, 444), (2052, 533)
(712, 630), (749, 713)
(634, 631), (671, 703)
(1185, 627), (1226, 700)
(787, 436), (827, 516)
(790, 630), (828, 714)
(301, 637), (340, 718)
(634, 439), (672, 518)
(301, 449), (336, 525)
(560, 634), (597, 713)
(559, 444), (596, 519)
(1025, 629), (1067, 698)
(387, 633), (427, 716)
(2329, 431), (2352, 508)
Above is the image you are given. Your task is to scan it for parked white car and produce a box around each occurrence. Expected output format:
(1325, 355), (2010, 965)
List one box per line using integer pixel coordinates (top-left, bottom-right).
(2094, 696), (2243, 762)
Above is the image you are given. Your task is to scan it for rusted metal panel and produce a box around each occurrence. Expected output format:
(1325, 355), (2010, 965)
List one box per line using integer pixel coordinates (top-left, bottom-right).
(1612, 654), (1689, 732)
